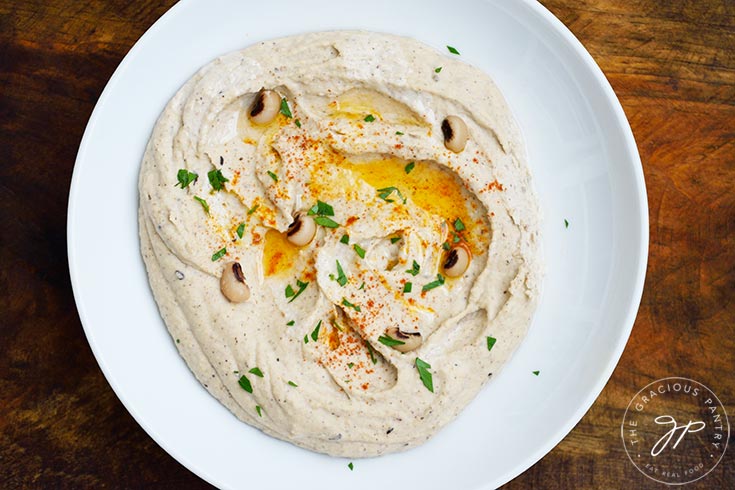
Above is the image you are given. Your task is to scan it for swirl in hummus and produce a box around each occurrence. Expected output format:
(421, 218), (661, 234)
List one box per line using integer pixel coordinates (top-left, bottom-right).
(139, 31), (541, 457)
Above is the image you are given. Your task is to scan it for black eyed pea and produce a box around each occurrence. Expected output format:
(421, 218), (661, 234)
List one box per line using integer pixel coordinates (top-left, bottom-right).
(286, 213), (316, 247)
(443, 243), (471, 278)
(385, 326), (423, 353)
(249, 89), (281, 125)
(220, 261), (251, 303)
(441, 115), (469, 153)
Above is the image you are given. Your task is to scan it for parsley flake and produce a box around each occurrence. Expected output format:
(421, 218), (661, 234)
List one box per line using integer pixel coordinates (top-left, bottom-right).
(347, 362), (354, 369)
(348, 462), (354, 471)
(193, 196), (209, 214)
(353, 244), (366, 259)
(407, 260), (420, 276)
(390, 236), (401, 244)
(211, 247), (227, 261)
(304, 335), (308, 344)
(364, 114), (376, 122)
(307, 200), (335, 216)
(396, 131), (404, 136)
(295, 119), (301, 128)
(207, 169), (229, 190)
(285, 285), (295, 298)
(248, 367), (264, 377)
(342, 298), (361, 312)
(403, 282), (412, 293)
(447, 45), (460, 55)
(279, 98), (292, 118)
(487, 336), (497, 352)
(454, 217), (466, 231)
(366, 341), (377, 364)
(176, 169), (198, 188)
(533, 370), (540, 376)
(255, 405), (263, 417)
(288, 380), (298, 387)
(442, 242), (451, 251)
(336, 261), (348, 287)
(238, 375), (253, 393)
(340, 234), (350, 244)
(564, 219), (569, 228)
(377, 186), (406, 204)
(358, 281), (366, 290)
(286, 279), (309, 303)
(236, 223), (245, 239)
(311, 320), (322, 342)
(267, 171), (278, 182)
(422, 274), (445, 292)
(378, 335), (405, 347)
(314, 216), (340, 228)
(435, 66), (442, 73)
(415, 357), (434, 392)
(404, 162), (415, 174)
(247, 204), (259, 215)
(286, 320), (295, 326)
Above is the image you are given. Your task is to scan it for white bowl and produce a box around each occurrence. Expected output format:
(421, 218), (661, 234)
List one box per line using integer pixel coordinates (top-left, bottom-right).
(67, 0), (648, 488)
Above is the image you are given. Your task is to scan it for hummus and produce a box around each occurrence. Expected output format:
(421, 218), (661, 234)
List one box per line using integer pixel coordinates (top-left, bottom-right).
(139, 31), (541, 457)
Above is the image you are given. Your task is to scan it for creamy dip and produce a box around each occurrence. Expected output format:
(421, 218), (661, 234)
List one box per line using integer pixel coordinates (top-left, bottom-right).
(139, 31), (541, 457)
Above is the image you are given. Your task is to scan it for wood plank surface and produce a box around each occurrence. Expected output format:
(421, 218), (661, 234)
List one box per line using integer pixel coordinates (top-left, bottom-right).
(1, 1), (733, 488)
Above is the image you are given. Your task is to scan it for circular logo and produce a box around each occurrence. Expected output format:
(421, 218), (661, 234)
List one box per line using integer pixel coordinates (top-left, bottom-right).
(621, 377), (729, 485)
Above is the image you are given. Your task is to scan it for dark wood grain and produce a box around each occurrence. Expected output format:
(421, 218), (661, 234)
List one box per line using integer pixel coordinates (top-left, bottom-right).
(1, 1), (733, 489)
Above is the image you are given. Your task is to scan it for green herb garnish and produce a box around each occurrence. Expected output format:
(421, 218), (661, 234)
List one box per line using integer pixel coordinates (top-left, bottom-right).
(353, 244), (366, 259)
(487, 336), (497, 352)
(454, 218), (465, 231)
(348, 462), (354, 471)
(207, 169), (229, 190)
(248, 367), (264, 377)
(176, 169), (198, 188)
(564, 219), (569, 228)
(366, 341), (377, 364)
(396, 131), (404, 135)
(311, 320), (322, 342)
(236, 223), (245, 239)
(286, 320), (295, 326)
(340, 234), (350, 244)
(453, 233), (461, 243)
(378, 335), (405, 347)
(358, 282), (365, 290)
(533, 370), (540, 376)
(193, 196), (209, 214)
(286, 279), (309, 303)
(435, 66), (442, 73)
(403, 282), (412, 293)
(422, 274), (445, 292)
(407, 260), (420, 276)
(238, 375), (253, 393)
(347, 362), (354, 369)
(390, 236), (401, 244)
(307, 200), (335, 216)
(364, 114), (375, 122)
(295, 119), (301, 128)
(342, 298), (361, 312)
(255, 405), (263, 417)
(285, 285), (295, 298)
(442, 242), (451, 251)
(447, 45), (460, 55)
(377, 186), (406, 204)
(314, 216), (340, 228)
(247, 204), (259, 215)
(336, 261), (347, 287)
(288, 380), (298, 387)
(280, 98), (292, 118)
(304, 335), (309, 344)
(267, 170), (278, 182)
(415, 357), (434, 392)
(404, 162), (415, 174)
(211, 247), (227, 261)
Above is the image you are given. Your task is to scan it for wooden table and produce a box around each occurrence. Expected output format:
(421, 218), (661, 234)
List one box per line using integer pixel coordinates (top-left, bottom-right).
(1, 1), (733, 488)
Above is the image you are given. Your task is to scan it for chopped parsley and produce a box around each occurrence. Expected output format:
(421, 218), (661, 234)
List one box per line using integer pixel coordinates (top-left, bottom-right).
(348, 462), (354, 471)
(447, 45), (460, 55)
(422, 274), (445, 292)
(453, 233), (461, 243)
(407, 260), (420, 276)
(454, 217), (466, 232)
(435, 66), (442, 73)
(364, 114), (376, 122)
(377, 186), (406, 204)
(564, 219), (569, 228)
(353, 244), (366, 259)
(176, 169), (198, 188)
(314, 216), (340, 228)
(366, 341), (377, 364)
(238, 375), (253, 393)
(295, 119), (301, 128)
(358, 281), (365, 290)
(236, 223), (245, 239)
(207, 169), (229, 190)
(487, 336), (497, 352)
(285, 279), (309, 303)
(193, 196), (209, 214)
(307, 200), (334, 216)
(304, 335), (309, 344)
(288, 380), (298, 387)
(404, 162), (415, 174)
(533, 370), (540, 376)
(415, 357), (434, 392)
(340, 234), (350, 244)
(442, 242), (451, 251)
(211, 247), (227, 261)
(378, 335), (405, 347)
(255, 405), (263, 417)
(336, 261), (348, 287)
(247, 204), (259, 215)
(342, 298), (361, 312)
(403, 282), (412, 293)
(286, 320), (295, 326)
(347, 362), (354, 369)
(279, 97), (292, 118)
(395, 131), (404, 136)
(390, 236), (401, 244)
(311, 320), (322, 342)
(248, 367), (264, 378)
(267, 170), (278, 182)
